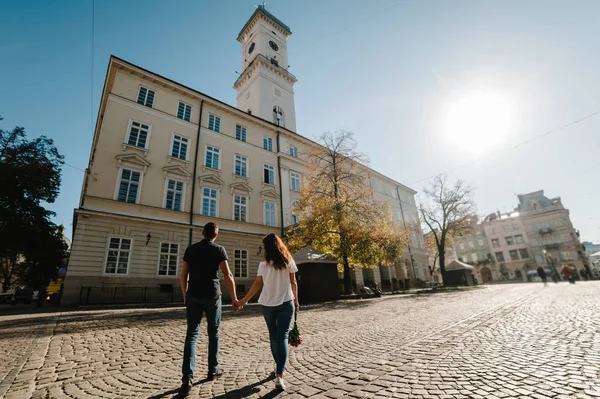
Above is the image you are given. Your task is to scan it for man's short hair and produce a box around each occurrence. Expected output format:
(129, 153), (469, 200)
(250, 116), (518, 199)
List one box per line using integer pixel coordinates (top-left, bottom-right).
(202, 222), (218, 238)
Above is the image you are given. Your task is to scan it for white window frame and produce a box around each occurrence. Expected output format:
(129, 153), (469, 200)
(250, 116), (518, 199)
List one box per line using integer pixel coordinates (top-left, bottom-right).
(263, 163), (276, 185)
(289, 144), (298, 158)
(170, 133), (189, 161)
(291, 200), (300, 224)
(290, 171), (301, 192)
(233, 249), (249, 278)
(236, 124), (247, 142)
(125, 119), (152, 149)
(263, 136), (274, 152)
(157, 242), (179, 277)
(509, 250), (520, 261)
(208, 113), (221, 132)
(137, 86), (155, 108)
(234, 154), (248, 178)
(177, 101), (192, 122)
(264, 200), (277, 227)
(205, 144), (221, 170)
(114, 166), (144, 204)
(233, 194), (248, 222)
(459, 243), (465, 250)
(468, 241), (475, 248)
(163, 178), (186, 212)
(201, 186), (219, 217)
(104, 236), (132, 276)
(478, 239), (484, 247)
(470, 253), (478, 263)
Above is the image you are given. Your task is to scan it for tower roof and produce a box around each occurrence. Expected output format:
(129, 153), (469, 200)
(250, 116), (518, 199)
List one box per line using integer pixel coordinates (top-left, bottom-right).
(237, 4), (291, 41)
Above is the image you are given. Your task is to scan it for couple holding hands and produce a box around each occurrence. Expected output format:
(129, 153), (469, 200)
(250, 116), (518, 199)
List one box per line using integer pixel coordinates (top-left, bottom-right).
(179, 222), (299, 396)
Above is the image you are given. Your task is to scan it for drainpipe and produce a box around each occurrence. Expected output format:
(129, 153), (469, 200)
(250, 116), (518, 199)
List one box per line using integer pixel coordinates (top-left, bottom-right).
(395, 186), (417, 283)
(189, 100), (204, 245)
(276, 131), (285, 237)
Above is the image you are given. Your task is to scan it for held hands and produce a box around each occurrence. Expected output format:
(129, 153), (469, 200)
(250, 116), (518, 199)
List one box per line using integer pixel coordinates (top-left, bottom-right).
(232, 298), (246, 312)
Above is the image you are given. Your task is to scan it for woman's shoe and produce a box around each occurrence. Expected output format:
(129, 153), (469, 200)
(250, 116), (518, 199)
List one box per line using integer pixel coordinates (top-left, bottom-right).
(275, 376), (286, 391)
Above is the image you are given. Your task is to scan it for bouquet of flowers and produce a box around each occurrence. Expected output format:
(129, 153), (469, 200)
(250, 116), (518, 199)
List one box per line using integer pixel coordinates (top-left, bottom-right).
(288, 314), (302, 347)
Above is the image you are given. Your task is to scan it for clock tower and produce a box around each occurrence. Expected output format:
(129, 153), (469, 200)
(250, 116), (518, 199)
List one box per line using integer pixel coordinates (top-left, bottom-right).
(234, 5), (297, 132)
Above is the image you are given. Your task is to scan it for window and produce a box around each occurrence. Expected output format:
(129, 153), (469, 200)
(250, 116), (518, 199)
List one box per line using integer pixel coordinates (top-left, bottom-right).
(478, 239), (484, 247)
(235, 125), (247, 142)
(291, 200), (300, 224)
(509, 250), (520, 261)
(177, 102), (192, 121)
(491, 239), (500, 248)
(470, 253), (477, 263)
(395, 210), (403, 221)
(205, 145), (220, 169)
(235, 155), (248, 177)
(503, 225), (511, 232)
(208, 114), (221, 132)
(127, 120), (150, 148)
(495, 252), (505, 262)
(505, 236), (515, 246)
(263, 136), (273, 151)
(519, 248), (529, 259)
(117, 169), (141, 203)
(234, 195), (247, 222)
(264, 164), (275, 185)
(165, 179), (184, 211)
(560, 251), (571, 260)
(273, 106), (284, 127)
(514, 234), (524, 244)
(289, 145), (298, 158)
(158, 243), (178, 276)
(290, 172), (301, 192)
(171, 134), (188, 160)
(512, 224), (520, 231)
(459, 243), (465, 250)
(468, 241), (475, 248)
(105, 237), (131, 275)
(391, 189), (397, 199)
(201, 187), (218, 217)
(137, 86), (155, 107)
(233, 249), (248, 278)
(264, 201), (277, 226)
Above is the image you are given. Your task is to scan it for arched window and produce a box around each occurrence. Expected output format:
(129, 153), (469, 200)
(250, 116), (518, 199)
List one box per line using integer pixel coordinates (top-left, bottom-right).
(273, 106), (284, 127)
(291, 200), (300, 224)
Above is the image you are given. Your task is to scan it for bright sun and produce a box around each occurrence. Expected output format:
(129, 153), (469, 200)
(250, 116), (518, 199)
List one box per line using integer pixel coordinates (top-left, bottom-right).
(443, 91), (516, 155)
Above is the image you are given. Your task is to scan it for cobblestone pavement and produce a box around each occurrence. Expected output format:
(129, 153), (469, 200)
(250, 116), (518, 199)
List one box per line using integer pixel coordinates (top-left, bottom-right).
(1, 283), (599, 399)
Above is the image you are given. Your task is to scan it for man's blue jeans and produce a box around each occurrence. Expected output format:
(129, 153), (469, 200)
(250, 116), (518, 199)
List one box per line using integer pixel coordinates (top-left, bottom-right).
(182, 296), (221, 383)
(262, 300), (294, 375)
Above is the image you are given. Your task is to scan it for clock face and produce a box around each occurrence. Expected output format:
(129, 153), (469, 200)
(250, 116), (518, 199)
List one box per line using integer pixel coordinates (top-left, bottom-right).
(269, 40), (279, 51)
(248, 42), (255, 54)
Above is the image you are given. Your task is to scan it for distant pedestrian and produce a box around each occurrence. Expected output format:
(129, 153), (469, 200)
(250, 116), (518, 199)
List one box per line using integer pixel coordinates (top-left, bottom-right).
(179, 222), (239, 397)
(236, 233), (299, 391)
(561, 265), (575, 284)
(536, 266), (548, 287)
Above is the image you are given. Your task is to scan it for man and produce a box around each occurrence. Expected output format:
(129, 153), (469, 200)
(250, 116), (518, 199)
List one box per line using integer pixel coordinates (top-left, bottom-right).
(179, 222), (238, 396)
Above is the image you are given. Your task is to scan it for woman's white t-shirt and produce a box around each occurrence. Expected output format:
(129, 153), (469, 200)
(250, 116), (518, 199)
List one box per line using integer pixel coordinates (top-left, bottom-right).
(257, 259), (298, 307)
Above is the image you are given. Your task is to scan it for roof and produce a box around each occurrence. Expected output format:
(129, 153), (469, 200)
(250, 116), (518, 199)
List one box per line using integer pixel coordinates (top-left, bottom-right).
(293, 247), (338, 265)
(590, 251), (600, 257)
(238, 5), (291, 40)
(445, 260), (475, 271)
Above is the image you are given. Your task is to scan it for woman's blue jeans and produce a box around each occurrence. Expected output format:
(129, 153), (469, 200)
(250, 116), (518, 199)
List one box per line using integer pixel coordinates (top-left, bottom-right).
(262, 300), (294, 375)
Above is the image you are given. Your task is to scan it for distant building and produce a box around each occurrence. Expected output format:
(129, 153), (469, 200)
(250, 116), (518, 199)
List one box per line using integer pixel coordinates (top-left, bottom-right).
(482, 211), (535, 282)
(516, 190), (590, 278)
(453, 216), (494, 283)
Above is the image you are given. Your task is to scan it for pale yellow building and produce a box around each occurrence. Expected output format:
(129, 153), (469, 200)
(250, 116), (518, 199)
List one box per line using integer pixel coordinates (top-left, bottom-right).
(63, 6), (424, 305)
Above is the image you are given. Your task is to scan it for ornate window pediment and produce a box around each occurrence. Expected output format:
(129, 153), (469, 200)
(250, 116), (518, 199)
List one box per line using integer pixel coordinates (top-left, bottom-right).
(162, 165), (191, 181)
(199, 173), (225, 190)
(116, 153), (150, 171)
(260, 187), (279, 201)
(230, 181), (253, 195)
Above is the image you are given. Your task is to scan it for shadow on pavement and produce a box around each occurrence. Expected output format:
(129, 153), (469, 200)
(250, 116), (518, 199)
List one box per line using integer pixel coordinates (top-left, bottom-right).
(145, 376), (276, 399)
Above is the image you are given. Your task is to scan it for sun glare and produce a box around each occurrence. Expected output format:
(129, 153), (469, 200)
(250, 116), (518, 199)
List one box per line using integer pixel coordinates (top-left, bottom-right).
(443, 91), (516, 155)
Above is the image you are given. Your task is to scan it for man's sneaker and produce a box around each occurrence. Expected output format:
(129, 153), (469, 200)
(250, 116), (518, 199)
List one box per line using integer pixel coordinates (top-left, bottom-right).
(179, 381), (192, 397)
(207, 368), (223, 381)
(275, 376), (286, 391)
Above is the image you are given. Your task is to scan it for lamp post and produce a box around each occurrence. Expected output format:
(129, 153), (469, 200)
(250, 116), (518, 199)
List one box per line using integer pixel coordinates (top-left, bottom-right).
(543, 249), (559, 283)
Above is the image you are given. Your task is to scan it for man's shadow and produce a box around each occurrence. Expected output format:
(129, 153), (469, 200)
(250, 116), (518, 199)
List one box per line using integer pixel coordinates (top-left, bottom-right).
(148, 376), (281, 399)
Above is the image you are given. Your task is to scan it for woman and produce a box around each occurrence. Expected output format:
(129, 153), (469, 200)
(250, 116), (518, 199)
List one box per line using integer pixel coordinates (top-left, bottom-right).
(536, 266), (548, 287)
(237, 234), (299, 391)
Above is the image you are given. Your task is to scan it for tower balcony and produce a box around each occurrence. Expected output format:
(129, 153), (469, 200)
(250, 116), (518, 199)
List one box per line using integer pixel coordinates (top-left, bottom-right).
(538, 227), (553, 235)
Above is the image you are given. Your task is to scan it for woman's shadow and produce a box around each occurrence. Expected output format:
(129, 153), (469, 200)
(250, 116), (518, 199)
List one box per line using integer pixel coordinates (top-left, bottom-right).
(148, 376), (282, 399)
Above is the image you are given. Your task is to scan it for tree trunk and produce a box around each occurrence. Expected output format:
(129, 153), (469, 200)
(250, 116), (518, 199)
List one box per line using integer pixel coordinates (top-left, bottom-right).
(438, 246), (448, 285)
(343, 254), (352, 295)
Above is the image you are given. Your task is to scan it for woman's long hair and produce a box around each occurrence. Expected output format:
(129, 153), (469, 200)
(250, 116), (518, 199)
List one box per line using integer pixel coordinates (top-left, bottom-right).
(263, 233), (292, 270)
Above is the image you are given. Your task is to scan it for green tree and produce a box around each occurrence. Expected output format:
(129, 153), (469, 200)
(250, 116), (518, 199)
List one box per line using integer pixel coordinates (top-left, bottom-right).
(0, 116), (64, 292)
(419, 175), (475, 285)
(287, 131), (409, 294)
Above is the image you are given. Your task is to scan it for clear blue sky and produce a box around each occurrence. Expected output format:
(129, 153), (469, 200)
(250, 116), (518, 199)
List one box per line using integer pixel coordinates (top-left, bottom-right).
(1, 0), (599, 243)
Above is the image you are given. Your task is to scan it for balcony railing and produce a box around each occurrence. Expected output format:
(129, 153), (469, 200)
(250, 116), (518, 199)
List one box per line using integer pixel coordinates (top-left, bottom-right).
(544, 243), (560, 250)
(539, 228), (554, 235)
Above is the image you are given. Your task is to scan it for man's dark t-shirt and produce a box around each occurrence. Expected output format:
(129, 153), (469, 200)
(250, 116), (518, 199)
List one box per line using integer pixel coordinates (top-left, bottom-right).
(183, 239), (228, 300)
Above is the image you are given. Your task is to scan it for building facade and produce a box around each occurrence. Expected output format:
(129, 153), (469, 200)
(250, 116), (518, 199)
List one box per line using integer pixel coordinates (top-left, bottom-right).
(62, 6), (423, 305)
(516, 190), (589, 278)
